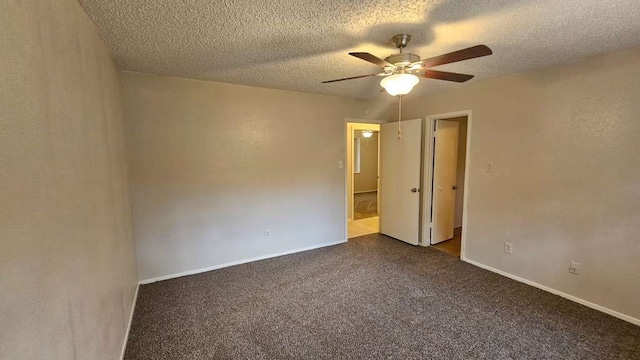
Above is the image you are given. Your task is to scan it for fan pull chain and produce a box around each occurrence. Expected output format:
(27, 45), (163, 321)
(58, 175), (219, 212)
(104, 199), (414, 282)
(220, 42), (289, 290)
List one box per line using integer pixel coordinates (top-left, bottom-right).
(398, 95), (402, 139)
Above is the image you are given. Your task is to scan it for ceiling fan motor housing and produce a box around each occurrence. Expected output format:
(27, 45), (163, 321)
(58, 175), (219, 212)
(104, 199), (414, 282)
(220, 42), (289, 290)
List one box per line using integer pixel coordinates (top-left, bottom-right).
(385, 53), (420, 67)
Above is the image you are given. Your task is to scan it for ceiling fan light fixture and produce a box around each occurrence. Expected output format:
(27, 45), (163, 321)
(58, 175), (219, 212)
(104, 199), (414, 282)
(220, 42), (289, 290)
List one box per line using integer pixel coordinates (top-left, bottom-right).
(380, 73), (419, 96)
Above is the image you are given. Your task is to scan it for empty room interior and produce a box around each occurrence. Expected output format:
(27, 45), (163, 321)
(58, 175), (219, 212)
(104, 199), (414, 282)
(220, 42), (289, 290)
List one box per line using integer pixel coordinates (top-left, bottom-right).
(2, 1), (640, 359)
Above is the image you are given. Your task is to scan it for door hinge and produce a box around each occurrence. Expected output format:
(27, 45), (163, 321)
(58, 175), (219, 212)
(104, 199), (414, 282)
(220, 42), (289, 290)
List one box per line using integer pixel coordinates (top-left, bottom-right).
(429, 222), (433, 228)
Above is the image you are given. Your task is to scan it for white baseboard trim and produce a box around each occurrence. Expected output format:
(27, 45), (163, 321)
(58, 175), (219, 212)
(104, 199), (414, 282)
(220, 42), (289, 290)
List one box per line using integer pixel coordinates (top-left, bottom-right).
(120, 283), (139, 360)
(354, 190), (377, 194)
(139, 240), (348, 285)
(461, 256), (640, 326)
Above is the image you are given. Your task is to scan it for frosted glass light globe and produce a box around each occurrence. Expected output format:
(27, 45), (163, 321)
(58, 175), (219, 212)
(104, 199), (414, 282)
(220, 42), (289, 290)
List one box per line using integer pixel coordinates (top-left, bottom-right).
(380, 74), (419, 96)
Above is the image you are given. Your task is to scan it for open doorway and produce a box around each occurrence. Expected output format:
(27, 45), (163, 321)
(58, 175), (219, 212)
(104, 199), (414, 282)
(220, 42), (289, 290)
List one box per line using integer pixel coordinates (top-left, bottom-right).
(427, 115), (469, 257)
(346, 122), (380, 239)
(354, 130), (379, 220)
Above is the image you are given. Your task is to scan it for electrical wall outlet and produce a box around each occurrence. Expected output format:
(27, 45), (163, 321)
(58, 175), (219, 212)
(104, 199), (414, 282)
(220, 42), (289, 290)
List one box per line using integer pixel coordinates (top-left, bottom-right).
(569, 261), (580, 275)
(265, 229), (271, 238)
(504, 242), (513, 254)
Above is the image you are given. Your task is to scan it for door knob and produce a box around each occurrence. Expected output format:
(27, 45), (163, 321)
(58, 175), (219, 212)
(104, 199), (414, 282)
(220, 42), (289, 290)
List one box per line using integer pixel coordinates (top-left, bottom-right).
(411, 188), (419, 193)
(452, 185), (459, 190)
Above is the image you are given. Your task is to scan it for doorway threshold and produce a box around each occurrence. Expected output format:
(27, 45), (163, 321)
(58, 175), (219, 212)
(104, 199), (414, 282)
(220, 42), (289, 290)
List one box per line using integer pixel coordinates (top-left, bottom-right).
(348, 216), (379, 239)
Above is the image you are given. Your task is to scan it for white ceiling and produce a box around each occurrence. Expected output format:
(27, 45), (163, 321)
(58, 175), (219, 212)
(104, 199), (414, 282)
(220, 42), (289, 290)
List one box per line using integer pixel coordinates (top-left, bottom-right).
(78, 0), (640, 99)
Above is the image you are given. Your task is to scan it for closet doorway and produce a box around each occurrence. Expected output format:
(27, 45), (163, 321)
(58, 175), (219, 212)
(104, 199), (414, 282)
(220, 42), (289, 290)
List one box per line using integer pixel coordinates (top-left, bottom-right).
(424, 112), (470, 258)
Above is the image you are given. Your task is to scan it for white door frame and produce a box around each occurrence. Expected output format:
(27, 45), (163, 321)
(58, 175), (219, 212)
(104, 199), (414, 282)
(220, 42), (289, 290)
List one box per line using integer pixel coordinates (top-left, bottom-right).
(344, 118), (384, 241)
(421, 110), (472, 260)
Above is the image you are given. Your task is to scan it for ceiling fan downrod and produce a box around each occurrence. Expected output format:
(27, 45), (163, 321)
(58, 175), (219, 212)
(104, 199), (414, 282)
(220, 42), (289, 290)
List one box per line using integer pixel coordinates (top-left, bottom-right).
(392, 34), (411, 54)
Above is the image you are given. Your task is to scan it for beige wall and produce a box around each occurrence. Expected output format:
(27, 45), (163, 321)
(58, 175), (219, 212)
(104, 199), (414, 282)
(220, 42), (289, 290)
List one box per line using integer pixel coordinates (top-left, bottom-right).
(0, 0), (138, 359)
(122, 72), (385, 281)
(354, 131), (379, 193)
(404, 48), (640, 321)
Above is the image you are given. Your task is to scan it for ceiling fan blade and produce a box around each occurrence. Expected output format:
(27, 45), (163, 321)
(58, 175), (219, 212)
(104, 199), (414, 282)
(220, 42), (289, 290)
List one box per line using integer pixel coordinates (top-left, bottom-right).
(420, 45), (492, 68)
(422, 70), (475, 83)
(322, 74), (378, 83)
(349, 52), (394, 68)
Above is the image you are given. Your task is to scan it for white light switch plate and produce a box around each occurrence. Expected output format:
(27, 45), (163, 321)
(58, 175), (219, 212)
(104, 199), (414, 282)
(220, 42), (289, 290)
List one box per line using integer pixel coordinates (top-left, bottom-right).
(486, 162), (494, 172)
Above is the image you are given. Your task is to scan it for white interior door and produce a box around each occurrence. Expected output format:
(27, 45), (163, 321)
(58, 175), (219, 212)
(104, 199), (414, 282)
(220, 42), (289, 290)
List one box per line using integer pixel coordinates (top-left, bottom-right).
(380, 119), (423, 245)
(431, 120), (459, 244)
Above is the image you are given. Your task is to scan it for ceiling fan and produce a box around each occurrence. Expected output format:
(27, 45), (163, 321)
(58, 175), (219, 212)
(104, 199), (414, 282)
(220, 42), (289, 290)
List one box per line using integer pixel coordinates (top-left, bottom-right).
(322, 34), (493, 96)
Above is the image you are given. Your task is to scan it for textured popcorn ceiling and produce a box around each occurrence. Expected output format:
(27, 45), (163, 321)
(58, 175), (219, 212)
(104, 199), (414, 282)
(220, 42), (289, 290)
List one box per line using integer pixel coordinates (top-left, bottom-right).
(78, 0), (640, 99)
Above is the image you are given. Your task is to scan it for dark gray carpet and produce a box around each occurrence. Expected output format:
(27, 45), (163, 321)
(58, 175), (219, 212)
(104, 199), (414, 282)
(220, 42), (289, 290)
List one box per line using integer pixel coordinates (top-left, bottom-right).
(354, 191), (377, 220)
(125, 234), (640, 360)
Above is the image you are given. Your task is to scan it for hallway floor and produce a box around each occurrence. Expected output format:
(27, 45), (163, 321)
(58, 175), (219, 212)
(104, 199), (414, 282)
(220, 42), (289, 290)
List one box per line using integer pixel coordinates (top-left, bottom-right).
(432, 227), (462, 258)
(348, 216), (378, 239)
